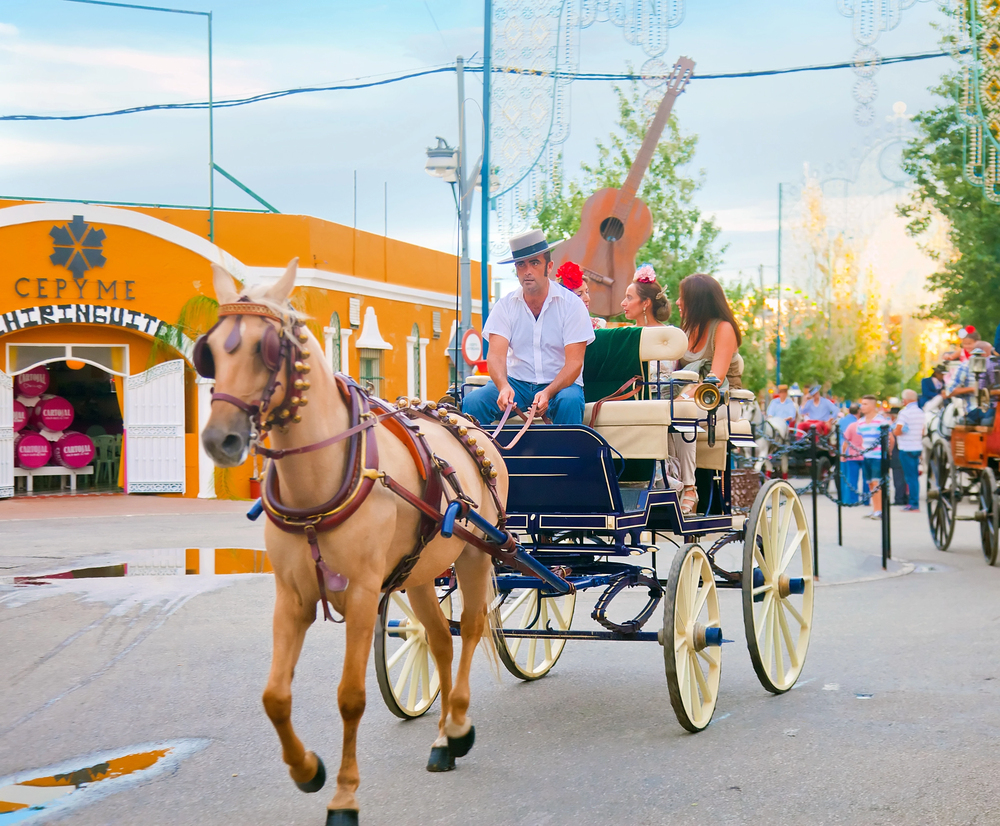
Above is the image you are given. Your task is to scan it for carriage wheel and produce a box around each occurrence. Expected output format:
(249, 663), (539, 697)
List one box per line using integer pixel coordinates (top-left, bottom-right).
(742, 479), (814, 694)
(927, 441), (957, 551)
(662, 543), (722, 732)
(374, 590), (452, 719)
(494, 588), (576, 681)
(979, 467), (1000, 566)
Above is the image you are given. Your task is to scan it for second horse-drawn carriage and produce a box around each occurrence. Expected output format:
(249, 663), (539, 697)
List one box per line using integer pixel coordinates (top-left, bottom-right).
(925, 350), (1000, 565)
(374, 324), (815, 732)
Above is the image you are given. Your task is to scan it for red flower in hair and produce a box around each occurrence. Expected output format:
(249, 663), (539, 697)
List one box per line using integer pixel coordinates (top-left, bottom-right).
(557, 261), (584, 291)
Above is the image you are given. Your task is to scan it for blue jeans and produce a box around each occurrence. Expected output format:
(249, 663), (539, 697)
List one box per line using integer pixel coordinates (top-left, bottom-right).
(841, 460), (862, 505)
(462, 378), (585, 425)
(899, 449), (921, 508)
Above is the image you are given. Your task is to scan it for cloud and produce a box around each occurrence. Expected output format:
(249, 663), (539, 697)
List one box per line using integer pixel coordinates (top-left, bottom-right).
(0, 23), (18, 38)
(708, 206), (778, 233)
(0, 136), (142, 169)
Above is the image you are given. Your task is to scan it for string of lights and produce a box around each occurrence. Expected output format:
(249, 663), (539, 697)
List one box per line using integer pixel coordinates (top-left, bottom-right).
(0, 49), (957, 123)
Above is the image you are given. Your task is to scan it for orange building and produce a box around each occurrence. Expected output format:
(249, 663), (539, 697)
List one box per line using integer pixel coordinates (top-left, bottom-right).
(0, 199), (484, 500)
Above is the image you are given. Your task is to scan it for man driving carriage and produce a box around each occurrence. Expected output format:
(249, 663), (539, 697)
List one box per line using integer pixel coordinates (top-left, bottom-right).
(462, 229), (596, 425)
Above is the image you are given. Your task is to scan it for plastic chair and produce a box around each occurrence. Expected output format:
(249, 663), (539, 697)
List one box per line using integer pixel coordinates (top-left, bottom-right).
(93, 435), (117, 486)
(86, 424), (107, 438)
(113, 434), (122, 485)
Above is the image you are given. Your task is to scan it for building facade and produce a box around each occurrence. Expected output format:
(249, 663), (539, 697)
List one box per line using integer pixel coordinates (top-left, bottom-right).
(0, 199), (483, 500)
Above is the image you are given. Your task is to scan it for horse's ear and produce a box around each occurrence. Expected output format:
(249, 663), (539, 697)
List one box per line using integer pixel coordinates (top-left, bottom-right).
(211, 263), (240, 305)
(264, 258), (299, 304)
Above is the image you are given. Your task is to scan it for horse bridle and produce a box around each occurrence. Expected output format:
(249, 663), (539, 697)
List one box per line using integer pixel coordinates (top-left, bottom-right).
(192, 299), (312, 441)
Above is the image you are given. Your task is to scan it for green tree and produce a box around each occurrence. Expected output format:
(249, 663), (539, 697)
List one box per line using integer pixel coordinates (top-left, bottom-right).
(531, 81), (725, 303)
(899, 74), (1000, 334)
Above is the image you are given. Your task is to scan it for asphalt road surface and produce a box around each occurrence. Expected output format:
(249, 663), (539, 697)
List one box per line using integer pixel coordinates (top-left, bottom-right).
(1, 490), (998, 826)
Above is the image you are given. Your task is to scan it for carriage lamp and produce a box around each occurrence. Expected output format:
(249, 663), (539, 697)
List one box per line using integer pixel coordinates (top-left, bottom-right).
(693, 377), (723, 412)
(424, 137), (459, 184)
(970, 349), (988, 376)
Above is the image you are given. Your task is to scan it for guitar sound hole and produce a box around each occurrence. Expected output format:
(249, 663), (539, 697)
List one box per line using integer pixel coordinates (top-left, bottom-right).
(599, 217), (624, 242)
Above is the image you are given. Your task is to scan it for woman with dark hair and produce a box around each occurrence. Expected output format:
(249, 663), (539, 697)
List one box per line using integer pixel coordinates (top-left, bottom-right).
(621, 264), (671, 326)
(672, 272), (744, 513)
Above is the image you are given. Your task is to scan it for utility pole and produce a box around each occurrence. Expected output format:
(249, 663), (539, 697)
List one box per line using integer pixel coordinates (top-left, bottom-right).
(481, 0), (492, 329)
(776, 183), (783, 386)
(455, 56), (481, 381)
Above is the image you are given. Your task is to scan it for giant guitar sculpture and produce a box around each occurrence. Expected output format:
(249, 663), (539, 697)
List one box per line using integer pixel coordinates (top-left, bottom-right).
(552, 57), (695, 318)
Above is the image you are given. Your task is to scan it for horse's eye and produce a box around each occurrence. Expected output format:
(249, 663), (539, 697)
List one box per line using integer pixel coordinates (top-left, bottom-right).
(254, 341), (261, 355)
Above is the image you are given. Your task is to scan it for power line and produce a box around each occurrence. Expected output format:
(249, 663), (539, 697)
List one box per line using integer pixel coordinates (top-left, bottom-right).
(0, 50), (958, 123)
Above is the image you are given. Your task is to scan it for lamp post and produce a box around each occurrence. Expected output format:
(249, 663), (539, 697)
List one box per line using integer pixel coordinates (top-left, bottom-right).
(776, 182), (787, 385)
(425, 56), (483, 383)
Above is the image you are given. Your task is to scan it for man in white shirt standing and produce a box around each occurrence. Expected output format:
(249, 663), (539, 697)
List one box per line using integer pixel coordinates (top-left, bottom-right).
(894, 388), (925, 512)
(462, 229), (596, 425)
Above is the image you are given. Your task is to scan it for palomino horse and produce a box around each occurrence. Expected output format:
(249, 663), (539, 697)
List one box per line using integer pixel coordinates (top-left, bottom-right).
(199, 260), (509, 825)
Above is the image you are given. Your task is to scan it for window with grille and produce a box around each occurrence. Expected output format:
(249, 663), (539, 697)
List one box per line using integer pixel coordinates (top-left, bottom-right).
(358, 348), (384, 397)
(326, 312), (341, 374)
(411, 324), (421, 400)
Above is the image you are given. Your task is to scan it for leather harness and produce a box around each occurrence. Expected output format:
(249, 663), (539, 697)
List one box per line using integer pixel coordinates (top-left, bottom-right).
(203, 299), (520, 624)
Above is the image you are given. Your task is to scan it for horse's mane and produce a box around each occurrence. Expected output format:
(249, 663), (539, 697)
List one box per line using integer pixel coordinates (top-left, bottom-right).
(241, 286), (309, 337)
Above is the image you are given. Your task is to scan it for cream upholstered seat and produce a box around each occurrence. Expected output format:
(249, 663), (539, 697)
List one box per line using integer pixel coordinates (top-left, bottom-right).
(585, 326), (748, 464)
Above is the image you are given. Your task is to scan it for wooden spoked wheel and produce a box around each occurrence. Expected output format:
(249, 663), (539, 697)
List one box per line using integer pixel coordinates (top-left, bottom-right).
(494, 588), (576, 681)
(374, 590), (452, 719)
(927, 441), (957, 551)
(662, 544), (722, 732)
(742, 479), (814, 694)
(979, 467), (1000, 566)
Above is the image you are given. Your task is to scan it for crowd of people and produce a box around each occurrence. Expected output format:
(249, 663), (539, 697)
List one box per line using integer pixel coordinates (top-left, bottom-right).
(461, 227), (998, 521)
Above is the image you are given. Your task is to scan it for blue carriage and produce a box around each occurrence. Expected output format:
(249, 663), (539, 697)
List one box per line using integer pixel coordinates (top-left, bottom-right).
(375, 325), (814, 732)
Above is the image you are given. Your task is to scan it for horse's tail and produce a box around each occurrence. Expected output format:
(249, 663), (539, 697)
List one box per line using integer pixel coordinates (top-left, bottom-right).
(479, 568), (503, 681)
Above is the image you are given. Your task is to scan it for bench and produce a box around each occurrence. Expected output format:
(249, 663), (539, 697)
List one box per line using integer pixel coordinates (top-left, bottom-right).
(14, 465), (95, 493)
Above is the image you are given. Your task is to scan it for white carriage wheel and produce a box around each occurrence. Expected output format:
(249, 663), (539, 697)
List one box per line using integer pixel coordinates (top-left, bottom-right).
(927, 441), (957, 552)
(494, 588), (576, 681)
(979, 467), (1000, 566)
(742, 479), (814, 694)
(662, 543), (722, 733)
(374, 590), (452, 719)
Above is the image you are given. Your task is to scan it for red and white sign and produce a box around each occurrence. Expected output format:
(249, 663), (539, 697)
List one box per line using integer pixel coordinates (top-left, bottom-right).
(12, 400), (27, 432)
(15, 366), (50, 397)
(14, 431), (52, 468)
(461, 329), (484, 367)
(52, 432), (96, 469)
(31, 397), (75, 432)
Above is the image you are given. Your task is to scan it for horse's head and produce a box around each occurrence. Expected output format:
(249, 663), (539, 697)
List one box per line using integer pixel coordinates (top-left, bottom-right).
(199, 258), (301, 467)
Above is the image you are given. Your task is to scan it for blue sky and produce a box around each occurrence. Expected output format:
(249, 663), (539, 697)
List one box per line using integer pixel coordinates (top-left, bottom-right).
(0, 0), (953, 291)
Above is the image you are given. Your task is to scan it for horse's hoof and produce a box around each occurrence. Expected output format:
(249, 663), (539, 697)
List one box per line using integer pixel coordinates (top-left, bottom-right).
(426, 745), (455, 772)
(295, 753), (326, 793)
(447, 725), (475, 758)
(326, 809), (359, 826)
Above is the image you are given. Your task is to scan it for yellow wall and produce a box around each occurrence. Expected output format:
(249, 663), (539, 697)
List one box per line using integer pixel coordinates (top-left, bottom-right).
(0, 200), (487, 498)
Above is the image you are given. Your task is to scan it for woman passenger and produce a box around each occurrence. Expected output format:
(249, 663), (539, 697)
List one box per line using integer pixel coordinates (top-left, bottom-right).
(620, 264), (671, 327)
(672, 273), (743, 514)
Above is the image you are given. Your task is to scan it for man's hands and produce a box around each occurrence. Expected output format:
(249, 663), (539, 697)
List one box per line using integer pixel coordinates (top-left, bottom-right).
(497, 384), (515, 410)
(532, 388), (551, 416)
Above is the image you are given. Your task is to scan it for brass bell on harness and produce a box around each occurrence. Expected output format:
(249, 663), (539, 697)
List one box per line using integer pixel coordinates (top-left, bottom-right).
(294, 379), (310, 391)
(426, 401), (437, 410)
(292, 413), (302, 424)
(457, 426), (468, 436)
(475, 447), (485, 457)
(290, 396), (301, 406)
(298, 396), (309, 407)
(489, 469), (498, 479)
(297, 331), (308, 343)
(447, 415), (458, 426)
(294, 361), (311, 373)
(279, 408), (291, 419)
(481, 458), (492, 469)
(300, 349), (311, 359)
(411, 397), (421, 406)
(466, 435), (476, 446)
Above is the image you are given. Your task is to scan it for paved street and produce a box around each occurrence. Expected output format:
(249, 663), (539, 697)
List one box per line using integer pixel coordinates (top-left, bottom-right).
(2, 489), (999, 826)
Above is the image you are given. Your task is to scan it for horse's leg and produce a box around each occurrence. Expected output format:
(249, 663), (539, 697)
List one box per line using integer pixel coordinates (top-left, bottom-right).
(262, 578), (324, 790)
(405, 581), (456, 771)
(445, 547), (492, 758)
(327, 586), (380, 819)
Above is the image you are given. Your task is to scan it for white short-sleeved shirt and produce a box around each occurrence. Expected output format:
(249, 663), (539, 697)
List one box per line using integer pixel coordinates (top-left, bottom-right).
(896, 402), (925, 452)
(483, 282), (596, 386)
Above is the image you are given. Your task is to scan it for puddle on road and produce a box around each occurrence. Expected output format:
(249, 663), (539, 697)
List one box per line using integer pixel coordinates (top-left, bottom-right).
(12, 549), (271, 586)
(0, 739), (208, 824)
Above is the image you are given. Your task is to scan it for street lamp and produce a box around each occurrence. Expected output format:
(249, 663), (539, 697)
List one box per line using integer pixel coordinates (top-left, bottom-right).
(425, 138), (459, 184)
(424, 57), (483, 386)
